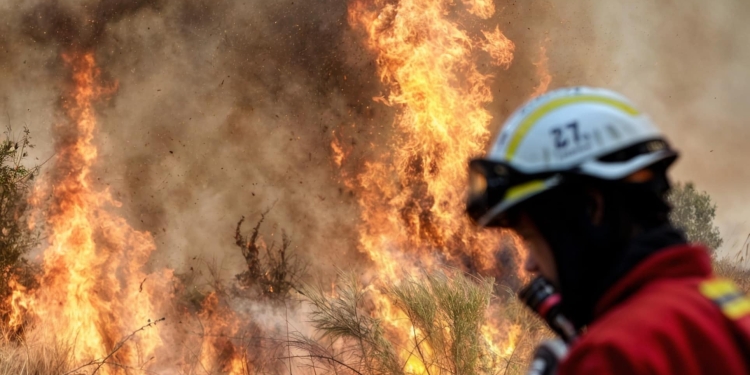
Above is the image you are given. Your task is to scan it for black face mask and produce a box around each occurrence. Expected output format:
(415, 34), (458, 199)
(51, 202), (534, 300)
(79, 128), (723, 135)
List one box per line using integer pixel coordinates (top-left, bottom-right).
(523, 180), (684, 329)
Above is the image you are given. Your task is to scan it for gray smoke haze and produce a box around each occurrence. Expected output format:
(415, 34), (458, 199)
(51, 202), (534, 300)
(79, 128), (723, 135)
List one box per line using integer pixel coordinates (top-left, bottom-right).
(0, 0), (385, 284)
(0, 1), (383, 370)
(604, 0), (750, 262)
(526, 0), (750, 261)
(0, 0), (748, 289)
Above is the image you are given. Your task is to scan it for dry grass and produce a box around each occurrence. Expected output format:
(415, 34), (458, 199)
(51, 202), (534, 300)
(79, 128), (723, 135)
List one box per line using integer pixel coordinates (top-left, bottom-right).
(10, 256), (742, 375)
(714, 258), (750, 295)
(290, 272), (402, 375)
(0, 272), (545, 375)
(291, 270), (544, 375)
(491, 287), (551, 375)
(0, 333), (74, 375)
(388, 272), (497, 375)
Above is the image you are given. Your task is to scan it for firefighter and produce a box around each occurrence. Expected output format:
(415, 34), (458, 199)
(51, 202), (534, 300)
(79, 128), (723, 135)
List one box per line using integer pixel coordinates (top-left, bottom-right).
(467, 87), (750, 374)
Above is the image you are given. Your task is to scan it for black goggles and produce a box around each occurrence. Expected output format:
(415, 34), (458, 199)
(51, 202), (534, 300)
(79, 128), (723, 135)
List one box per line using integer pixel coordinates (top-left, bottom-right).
(466, 159), (560, 227)
(466, 139), (678, 227)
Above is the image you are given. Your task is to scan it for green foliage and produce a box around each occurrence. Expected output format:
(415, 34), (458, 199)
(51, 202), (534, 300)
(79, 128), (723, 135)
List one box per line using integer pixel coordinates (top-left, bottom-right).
(668, 182), (723, 251)
(0, 127), (39, 321)
(667, 182), (750, 294)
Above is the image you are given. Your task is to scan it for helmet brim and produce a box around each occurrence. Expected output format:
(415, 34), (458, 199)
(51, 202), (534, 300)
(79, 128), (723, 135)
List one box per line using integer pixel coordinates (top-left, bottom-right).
(578, 149), (678, 180)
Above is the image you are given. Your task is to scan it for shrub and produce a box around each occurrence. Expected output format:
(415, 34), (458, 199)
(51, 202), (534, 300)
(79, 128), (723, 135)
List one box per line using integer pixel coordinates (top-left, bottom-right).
(291, 271), (542, 375)
(668, 182), (723, 252)
(234, 211), (306, 299)
(0, 127), (39, 328)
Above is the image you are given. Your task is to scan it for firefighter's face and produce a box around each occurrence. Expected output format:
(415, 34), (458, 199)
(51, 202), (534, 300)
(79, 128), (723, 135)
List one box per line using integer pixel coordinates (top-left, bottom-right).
(515, 212), (559, 285)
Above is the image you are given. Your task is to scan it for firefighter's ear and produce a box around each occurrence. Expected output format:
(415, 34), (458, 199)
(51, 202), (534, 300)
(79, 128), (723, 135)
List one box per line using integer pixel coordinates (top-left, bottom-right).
(585, 188), (605, 226)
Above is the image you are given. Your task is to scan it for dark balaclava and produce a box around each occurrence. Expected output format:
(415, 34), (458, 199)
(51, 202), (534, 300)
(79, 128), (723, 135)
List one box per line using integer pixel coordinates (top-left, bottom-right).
(521, 171), (686, 329)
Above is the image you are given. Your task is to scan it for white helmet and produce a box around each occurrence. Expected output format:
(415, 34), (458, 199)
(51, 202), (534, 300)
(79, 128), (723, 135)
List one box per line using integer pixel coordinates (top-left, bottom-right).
(467, 86), (678, 227)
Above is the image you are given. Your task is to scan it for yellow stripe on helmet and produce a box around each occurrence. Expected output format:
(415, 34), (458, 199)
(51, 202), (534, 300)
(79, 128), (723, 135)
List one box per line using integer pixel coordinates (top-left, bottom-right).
(504, 95), (641, 161)
(504, 179), (548, 201)
(477, 175), (563, 227)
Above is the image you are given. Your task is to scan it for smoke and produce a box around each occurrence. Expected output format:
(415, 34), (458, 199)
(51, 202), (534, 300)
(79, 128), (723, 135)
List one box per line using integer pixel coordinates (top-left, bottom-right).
(0, 0), (390, 284)
(92, 0), (379, 279)
(0, 0), (389, 370)
(598, 0), (750, 260)
(21, 0), (160, 49)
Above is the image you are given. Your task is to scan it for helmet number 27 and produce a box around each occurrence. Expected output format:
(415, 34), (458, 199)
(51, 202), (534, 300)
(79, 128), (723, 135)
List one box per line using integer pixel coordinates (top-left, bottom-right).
(550, 122), (593, 159)
(550, 122), (580, 149)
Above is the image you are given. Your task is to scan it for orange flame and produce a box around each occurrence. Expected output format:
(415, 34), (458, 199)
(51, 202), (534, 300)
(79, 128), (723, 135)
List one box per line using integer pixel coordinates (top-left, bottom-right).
(482, 27), (516, 68)
(462, 0), (495, 19)
(2, 49), (259, 374)
(10, 52), (171, 373)
(331, 130), (347, 168)
(347, 0), (523, 367)
(348, 0), (514, 280)
(531, 40), (552, 98)
(195, 292), (248, 375)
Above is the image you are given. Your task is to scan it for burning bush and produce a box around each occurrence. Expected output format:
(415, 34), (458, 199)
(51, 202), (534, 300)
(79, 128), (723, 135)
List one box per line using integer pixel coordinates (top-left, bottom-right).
(0, 127), (39, 329)
(162, 212), (309, 374)
(235, 211), (307, 299)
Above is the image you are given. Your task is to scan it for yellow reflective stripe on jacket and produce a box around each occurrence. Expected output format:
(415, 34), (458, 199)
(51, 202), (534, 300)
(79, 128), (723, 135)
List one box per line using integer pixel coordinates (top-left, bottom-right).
(504, 95), (641, 160)
(699, 279), (750, 320)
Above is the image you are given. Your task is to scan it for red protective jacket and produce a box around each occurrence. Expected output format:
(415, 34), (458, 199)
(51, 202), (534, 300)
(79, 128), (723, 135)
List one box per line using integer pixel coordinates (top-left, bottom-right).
(559, 245), (750, 374)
